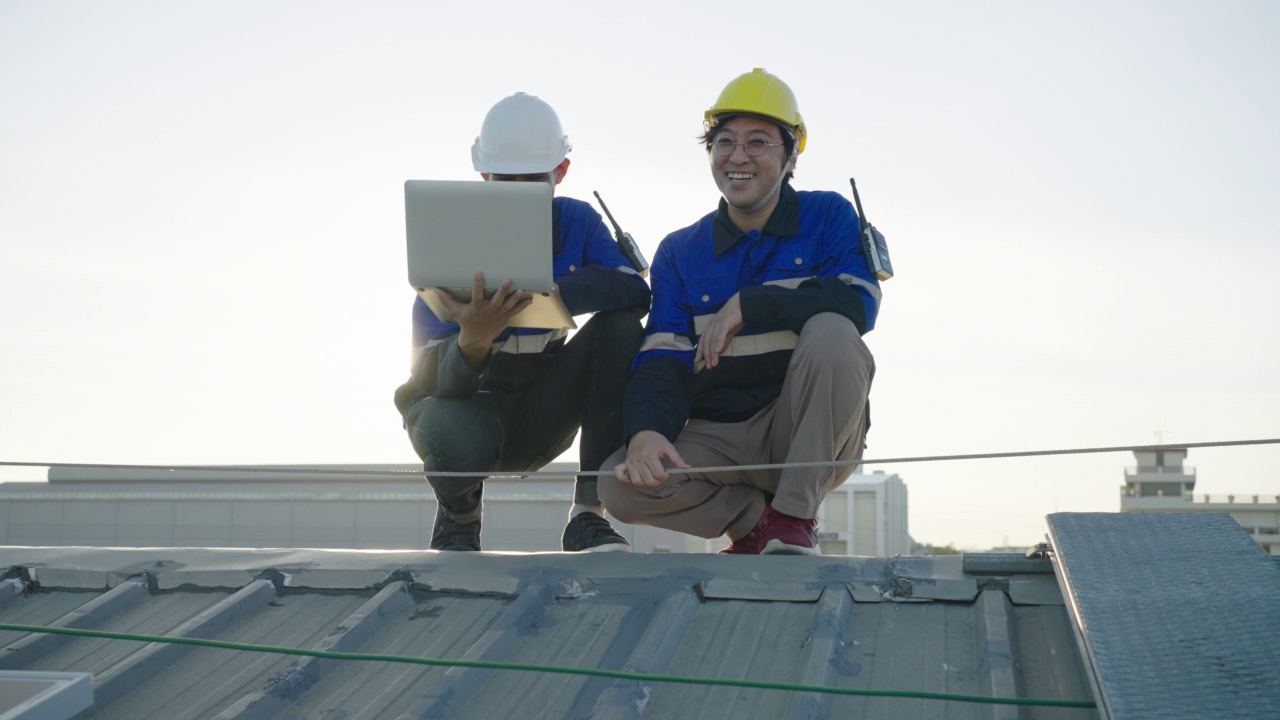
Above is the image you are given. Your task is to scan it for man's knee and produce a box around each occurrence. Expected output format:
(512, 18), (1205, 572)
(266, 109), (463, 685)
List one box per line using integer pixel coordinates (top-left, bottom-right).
(406, 397), (503, 470)
(798, 313), (874, 373)
(598, 478), (643, 525)
(586, 310), (644, 353)
(799, 312), (858, 346)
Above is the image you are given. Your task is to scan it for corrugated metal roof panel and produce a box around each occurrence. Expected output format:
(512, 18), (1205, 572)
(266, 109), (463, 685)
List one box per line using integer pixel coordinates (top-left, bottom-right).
(0, 547), (1099, 719)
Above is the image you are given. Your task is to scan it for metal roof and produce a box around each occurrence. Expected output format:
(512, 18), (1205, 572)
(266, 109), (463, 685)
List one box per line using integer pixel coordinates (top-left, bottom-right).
(0, 512), (1275, 719)
(0, 545), (1094, 720)
(1046, 513), (1280, 720)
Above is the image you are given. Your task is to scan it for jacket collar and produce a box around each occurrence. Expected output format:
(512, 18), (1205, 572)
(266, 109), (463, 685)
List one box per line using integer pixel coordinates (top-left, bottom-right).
(712, 184), (800, 256)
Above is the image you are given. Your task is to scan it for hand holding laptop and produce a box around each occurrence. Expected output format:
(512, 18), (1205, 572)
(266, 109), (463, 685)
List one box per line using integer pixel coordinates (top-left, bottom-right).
(405, 179), (577, 329)
(435, 272), (533, 366)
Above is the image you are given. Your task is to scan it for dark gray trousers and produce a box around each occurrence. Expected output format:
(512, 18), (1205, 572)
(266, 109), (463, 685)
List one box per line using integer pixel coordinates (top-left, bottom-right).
(406, 310), (643, 515)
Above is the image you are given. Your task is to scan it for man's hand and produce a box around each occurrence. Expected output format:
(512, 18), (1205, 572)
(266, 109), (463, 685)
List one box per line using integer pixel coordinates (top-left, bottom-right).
(436, 272), (532, 369)
(694, 292), (744, 370)
(614, 430), (690, 486)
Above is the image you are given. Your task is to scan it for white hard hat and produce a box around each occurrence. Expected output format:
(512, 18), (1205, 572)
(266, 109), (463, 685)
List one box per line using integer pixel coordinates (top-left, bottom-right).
(471, 92), (572, 174)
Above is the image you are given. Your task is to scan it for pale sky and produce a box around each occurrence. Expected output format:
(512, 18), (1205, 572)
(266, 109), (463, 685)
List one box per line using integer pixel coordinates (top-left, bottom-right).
(2, 1), (1277, 550)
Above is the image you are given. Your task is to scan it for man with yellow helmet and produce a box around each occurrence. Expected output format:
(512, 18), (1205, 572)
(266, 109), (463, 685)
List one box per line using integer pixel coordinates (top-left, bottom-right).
(601, 69), (881, 555)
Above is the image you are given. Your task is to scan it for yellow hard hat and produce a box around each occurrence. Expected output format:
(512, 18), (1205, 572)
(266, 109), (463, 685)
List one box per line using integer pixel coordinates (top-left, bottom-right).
(704, 68), (807, 154)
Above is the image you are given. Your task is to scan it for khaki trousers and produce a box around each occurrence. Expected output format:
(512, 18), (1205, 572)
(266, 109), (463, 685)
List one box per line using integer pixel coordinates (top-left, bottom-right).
(599, 313), (875, 541)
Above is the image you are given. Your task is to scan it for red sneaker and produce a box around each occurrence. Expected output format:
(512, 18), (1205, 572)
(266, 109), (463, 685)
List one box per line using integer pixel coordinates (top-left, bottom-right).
(718, 524), (764, 554)
(757, 507), (821, 555)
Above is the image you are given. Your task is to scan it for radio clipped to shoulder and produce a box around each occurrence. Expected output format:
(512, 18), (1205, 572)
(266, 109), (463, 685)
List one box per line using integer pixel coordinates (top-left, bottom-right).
(593, 191), (649, 277)
(849, 178), (893, 281)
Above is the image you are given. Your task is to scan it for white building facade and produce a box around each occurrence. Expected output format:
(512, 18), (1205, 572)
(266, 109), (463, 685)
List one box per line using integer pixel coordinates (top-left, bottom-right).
(1119, 448), (1280, 555)
(815, 469), (910, 556)
(0, 463), (910, 555)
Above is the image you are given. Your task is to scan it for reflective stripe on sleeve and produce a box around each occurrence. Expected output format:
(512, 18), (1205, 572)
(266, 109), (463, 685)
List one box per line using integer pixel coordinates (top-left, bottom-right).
(639, 332), (695, 353)
(719, 329), (798, 358)
(692, 329), (799, 373)
(762, 277), (808, 289)
(765, 274), (881, 301)
(840, 273), (882, 302)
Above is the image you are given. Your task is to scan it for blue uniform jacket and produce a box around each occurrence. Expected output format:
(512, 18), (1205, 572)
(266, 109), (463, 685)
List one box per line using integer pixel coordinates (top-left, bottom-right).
(623, 185), (881, 442)
(395, 195), (651, 417)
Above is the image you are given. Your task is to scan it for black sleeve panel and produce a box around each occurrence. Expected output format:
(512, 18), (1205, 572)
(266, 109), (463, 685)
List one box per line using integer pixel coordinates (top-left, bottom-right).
(738, 276), (867, 335)
(622, 355), (694, 443)
(556, 265), (651, 317)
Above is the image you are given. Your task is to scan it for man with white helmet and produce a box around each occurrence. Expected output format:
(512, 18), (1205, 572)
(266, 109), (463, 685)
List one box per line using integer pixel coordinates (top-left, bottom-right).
(395, 92), (651, 552)
(600, 69), (881, 555)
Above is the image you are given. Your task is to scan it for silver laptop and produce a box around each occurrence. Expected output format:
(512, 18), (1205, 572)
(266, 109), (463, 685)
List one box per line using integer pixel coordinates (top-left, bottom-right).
(404, 179), (576, 329)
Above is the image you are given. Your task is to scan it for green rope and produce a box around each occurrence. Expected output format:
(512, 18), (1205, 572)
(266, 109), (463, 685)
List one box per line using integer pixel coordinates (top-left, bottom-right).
(0, 623), (1096, 709)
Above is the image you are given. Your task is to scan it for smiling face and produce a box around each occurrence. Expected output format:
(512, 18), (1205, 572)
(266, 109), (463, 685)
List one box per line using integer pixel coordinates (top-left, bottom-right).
(708, 115), (795, 228)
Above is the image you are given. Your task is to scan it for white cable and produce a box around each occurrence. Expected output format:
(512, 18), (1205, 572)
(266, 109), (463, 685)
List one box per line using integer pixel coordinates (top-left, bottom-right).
(2, 438), (1276, 478)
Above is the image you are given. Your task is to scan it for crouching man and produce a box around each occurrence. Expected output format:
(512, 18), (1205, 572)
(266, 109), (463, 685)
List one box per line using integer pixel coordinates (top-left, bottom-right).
(601, 69), (881, 555)
(395, 93), (651, 552)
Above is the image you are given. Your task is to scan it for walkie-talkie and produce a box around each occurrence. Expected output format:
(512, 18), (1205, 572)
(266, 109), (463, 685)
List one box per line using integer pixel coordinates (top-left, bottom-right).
(850, 178), (893, 281)
(593, 191), (649, 277)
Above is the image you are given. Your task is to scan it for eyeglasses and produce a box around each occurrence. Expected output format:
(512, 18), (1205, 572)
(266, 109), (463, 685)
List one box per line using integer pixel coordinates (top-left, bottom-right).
(710, 138), (785, 157)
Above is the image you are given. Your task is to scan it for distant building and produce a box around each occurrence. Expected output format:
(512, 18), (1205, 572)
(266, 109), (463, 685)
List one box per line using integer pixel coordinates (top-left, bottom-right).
(0, 463), (693, 554)
(815, 468), (909, 556)
(1119, 448), (1280, 555)
(0, 463), (910, 555)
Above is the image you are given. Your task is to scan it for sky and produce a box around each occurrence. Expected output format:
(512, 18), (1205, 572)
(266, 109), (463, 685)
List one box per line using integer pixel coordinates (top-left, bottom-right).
(2, 1), (1278, 550)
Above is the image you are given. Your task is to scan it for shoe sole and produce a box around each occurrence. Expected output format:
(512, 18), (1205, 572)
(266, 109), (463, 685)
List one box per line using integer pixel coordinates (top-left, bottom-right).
(565, 543), (632, 553)
(761, 539), (821, 556)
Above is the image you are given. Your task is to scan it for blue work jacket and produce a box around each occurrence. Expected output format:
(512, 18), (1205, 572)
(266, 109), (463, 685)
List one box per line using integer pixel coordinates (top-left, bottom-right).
(623, 185), (881, 442)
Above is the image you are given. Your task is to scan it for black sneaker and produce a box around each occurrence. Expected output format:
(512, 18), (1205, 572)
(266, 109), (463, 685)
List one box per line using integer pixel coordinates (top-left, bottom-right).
(431, 504), (481, 551)
(562, 512), (631, 553)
